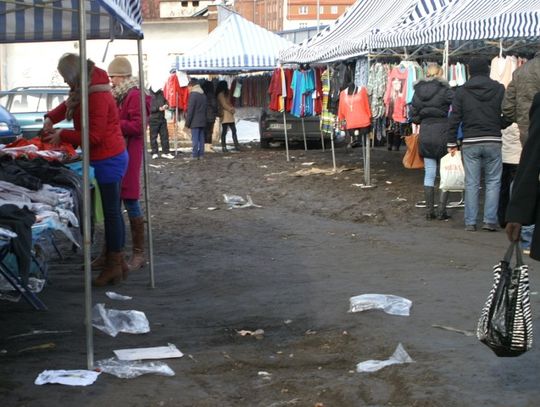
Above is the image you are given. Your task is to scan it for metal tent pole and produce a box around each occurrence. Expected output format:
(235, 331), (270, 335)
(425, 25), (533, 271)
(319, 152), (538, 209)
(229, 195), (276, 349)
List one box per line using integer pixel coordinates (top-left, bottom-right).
(326, 64), (336, 171)
(301, 117), (307, 150)
(283, 111), (290, 162)
(138, 40), (155, 289)
(78, 0), (93, 370)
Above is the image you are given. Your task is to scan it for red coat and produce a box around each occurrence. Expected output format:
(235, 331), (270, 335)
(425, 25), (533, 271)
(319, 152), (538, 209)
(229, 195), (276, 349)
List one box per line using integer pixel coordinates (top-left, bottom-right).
(117, 88), (151, 200)
(47, 67), (125, 161)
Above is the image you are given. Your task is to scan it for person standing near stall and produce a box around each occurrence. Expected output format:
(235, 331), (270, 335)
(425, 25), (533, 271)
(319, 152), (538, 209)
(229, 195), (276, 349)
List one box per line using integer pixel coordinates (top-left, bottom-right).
(108, 56), (151, 272)
(216, 80), (240, 152)
(42, 53), (128, 286)
(185, 78), (208, 160)
(410, 64), (453, 220)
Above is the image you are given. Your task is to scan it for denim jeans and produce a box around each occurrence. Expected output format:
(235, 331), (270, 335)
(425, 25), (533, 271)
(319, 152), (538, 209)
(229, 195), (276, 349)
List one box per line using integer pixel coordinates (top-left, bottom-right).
(99, 182), (125, 252)
(123, 199), (142, 218)
(521, 225), (534, 250)
(191, 127), (205, 158)
(423, 157), (437, 187)
(462, 143), (502, 226)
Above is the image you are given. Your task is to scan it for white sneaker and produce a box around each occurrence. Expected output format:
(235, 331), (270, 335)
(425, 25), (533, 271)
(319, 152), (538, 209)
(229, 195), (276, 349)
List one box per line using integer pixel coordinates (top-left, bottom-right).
(151, 153), (159, 159)
(161, 153), (174, 159)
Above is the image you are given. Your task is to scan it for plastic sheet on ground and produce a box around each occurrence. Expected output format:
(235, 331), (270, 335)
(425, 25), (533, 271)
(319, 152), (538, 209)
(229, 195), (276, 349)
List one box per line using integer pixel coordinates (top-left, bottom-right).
(114, 343), (183, 361)
(291, 166), (354, 177)
(92, 303), (150, 337)
(105, 291), (133, 301)
(349, 294), (412, 316)
(95, 357), (175, 379)
(34, 369), (101, 386)
(223, 194), (262, 209)
(356, 343), (414, 373)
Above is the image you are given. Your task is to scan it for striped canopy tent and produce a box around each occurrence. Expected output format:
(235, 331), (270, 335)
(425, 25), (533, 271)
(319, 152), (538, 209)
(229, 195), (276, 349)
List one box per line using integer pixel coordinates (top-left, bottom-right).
(371, 0), (540, 49)
(175, 11), (293, 73)
(0, 0), (143, 42)
(0, 0), (145, 370)
(279, 0), (449, 64)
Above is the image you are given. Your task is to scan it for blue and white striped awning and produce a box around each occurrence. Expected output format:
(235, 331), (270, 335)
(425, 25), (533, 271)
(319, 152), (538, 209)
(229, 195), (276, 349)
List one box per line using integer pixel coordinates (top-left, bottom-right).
(371, 0), (540, 49)
(279, 0), (446, 64)
(175, 12), (293, 73)
(0, 0), (143, 43)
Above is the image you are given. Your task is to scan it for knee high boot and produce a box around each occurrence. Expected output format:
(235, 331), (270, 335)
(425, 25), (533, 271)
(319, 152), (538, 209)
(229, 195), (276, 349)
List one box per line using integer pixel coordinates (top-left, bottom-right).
(424, 186), (436, 220)
(438, 191), (450, 220)
(93, 251), (125, 286)
(127, 216), (146, 271)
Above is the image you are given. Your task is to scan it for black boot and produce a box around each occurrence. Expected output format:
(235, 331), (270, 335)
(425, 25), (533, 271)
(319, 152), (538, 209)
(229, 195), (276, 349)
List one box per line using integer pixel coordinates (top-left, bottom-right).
(424, 186), (436, 220)
(437, 191), (450, 220)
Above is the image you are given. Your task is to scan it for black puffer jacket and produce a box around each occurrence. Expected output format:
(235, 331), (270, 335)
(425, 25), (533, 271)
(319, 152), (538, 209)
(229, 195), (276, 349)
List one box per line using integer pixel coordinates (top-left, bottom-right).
(448, 74), (506, 147)
(149, 88), (168, 125)
(410, 78), (453, 159)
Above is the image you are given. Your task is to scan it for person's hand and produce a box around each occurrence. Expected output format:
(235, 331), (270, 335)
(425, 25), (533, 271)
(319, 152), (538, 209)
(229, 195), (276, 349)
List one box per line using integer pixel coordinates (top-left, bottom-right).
(163, 104), (168, 110)
(42, 128), (62, 146)
(447, 147), (458, 156)
(42, 117), (54, 134)
(505, 222), (522, 242)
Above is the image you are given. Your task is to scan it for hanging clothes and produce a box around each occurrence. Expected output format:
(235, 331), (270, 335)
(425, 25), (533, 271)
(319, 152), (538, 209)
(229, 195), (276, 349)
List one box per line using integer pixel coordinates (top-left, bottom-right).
(384, 65), (409, 123)
(337, 86), (371, 130)
(290, 69), (316, 118)
(354, 57), (369, 88)
(367, 62), (388, 119)
(320, 69), (336, 136)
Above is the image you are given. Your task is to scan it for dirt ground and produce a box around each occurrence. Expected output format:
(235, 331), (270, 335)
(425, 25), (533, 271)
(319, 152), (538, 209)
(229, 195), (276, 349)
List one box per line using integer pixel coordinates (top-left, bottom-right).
(1, 142), (539, 407)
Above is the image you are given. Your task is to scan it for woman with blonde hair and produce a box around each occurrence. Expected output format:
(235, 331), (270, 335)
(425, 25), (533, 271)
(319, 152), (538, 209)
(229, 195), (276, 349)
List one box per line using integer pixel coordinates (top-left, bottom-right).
(42, 53), (128, 286)
(410, 63), (454, 220)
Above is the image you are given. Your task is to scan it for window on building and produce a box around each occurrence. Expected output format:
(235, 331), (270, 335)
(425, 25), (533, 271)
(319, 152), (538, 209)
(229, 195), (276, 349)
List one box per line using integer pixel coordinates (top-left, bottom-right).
(181, 1), (188, 7)
(319, 6), (324, 14)
(331, 5), (338, 14)
(299, 5), (308, 15)
(193, 1), (199, 6)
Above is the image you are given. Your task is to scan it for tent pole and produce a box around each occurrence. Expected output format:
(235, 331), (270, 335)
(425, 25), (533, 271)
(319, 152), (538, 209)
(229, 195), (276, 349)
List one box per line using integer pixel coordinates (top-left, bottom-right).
(174, 95), (179, 156)
(138, 40), (155, 289)
(283, 111), (290, 162)
(364, 54), (371, 187)
(278, 65), (290, 161)
(327, 64), (336, 171)
(78, 0), (93, 370)
(301, 117), (307, 150)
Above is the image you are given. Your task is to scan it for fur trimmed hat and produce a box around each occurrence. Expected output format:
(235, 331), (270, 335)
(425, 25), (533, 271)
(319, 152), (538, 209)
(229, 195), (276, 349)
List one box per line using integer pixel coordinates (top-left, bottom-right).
(107, 57), (132, 76)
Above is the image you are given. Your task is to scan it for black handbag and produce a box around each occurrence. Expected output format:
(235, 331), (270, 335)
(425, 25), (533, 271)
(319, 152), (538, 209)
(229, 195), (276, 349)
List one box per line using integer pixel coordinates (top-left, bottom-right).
(477, 242), (533, 357)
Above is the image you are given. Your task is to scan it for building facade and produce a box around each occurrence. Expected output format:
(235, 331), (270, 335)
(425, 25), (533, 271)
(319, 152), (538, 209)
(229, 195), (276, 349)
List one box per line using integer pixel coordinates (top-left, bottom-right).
(234, 0), (355, 31)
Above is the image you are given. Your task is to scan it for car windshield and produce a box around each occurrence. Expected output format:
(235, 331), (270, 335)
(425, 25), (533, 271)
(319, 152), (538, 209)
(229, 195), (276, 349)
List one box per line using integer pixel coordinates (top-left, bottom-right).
(0, 94), (8, 109)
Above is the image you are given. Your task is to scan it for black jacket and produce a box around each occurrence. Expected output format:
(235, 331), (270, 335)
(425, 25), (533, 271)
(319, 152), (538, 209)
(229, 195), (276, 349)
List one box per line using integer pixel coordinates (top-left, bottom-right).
(506, 92), (540, 260)
(410, 78), (453, 159)
(448, 74), (506, 147)
(149, 88), (168, 125)
(185, 85), (208, 129)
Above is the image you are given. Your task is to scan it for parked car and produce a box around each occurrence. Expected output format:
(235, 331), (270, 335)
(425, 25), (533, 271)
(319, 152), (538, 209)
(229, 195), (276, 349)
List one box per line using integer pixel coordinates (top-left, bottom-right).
(0, 104), (22, 143)
(0, 86), (71, 139)
(259, 109), (330, 148)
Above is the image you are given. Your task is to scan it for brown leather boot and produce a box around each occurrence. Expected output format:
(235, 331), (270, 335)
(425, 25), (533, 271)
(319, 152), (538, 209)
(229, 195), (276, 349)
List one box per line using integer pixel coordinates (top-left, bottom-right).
(92, 251), (124, 287)
(80, 244), (107, 271)
(127, 216), (146, 271)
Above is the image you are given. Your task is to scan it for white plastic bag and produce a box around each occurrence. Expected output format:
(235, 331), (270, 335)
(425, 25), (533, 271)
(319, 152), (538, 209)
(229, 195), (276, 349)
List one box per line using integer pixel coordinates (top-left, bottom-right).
(349, 294), (412, 316)
(356, 343), (414, 373)
(439, 151), (465, 191)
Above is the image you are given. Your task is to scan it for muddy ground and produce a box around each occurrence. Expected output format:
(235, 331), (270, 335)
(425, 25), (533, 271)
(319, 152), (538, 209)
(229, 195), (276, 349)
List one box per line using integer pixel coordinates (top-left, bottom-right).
(1, 142), (539, 407)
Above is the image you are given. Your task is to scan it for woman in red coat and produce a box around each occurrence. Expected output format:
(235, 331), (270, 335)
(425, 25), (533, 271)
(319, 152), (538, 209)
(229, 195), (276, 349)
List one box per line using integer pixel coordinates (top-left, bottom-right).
(42, 53), (128, 286)
(108, 57), (151, 272)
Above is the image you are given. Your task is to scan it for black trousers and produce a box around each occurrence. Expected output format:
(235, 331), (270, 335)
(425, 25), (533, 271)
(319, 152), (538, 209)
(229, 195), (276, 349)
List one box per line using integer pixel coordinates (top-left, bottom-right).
(149, 120), (170, 154)
(221, 123), (239, 149)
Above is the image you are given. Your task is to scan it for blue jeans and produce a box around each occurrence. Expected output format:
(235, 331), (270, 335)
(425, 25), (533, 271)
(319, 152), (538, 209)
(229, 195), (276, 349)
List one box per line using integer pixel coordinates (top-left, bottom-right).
(521, 225), (534, 250)
(423, 157), (437, 187)
(462, 143), (502, 226)
(123, 199), (142, 218)
(191, 128), (205, 158)
(99, 182), (125, 252)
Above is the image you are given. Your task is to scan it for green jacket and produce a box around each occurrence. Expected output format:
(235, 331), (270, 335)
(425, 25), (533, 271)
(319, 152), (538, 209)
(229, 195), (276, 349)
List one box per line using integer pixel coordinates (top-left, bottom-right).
(502, 54), (540, 140)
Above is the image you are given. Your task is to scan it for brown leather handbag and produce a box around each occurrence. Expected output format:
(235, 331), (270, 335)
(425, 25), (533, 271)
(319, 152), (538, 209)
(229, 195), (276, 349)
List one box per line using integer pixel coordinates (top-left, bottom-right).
(402, 133), (424, 169)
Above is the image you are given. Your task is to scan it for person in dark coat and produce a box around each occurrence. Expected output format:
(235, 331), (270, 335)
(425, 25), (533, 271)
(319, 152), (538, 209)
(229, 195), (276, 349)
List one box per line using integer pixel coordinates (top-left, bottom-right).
(149, 87), (174, 159)
(410, 64), (453, 220)
(448, 57), (507, 232)
(506, 92), (540, 260)
(185, 78), (208, 160)
(201, 80), (218, 145)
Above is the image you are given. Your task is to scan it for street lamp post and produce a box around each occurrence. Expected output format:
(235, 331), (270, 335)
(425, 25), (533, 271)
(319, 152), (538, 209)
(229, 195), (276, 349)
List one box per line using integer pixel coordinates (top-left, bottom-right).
(316, 0), (320, 33)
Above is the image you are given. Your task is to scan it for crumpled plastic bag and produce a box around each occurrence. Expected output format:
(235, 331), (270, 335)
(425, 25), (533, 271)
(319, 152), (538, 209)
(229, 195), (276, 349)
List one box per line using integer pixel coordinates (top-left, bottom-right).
(223, 194), (262, 209)
(349, 294), (412, 316)
(34, 369), (101, 386)
(356, 343), (414, 373)
(95, 357), (175, 379)
(92, 303), (150, 337)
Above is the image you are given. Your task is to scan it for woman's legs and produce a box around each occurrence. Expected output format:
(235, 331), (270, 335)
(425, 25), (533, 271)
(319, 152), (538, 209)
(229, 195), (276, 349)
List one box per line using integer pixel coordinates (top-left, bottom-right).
(221, 123), (229, 152)
(123, 198), (145, 271)
(423, 158), (437, 219)
(229, 123), (240, 150)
